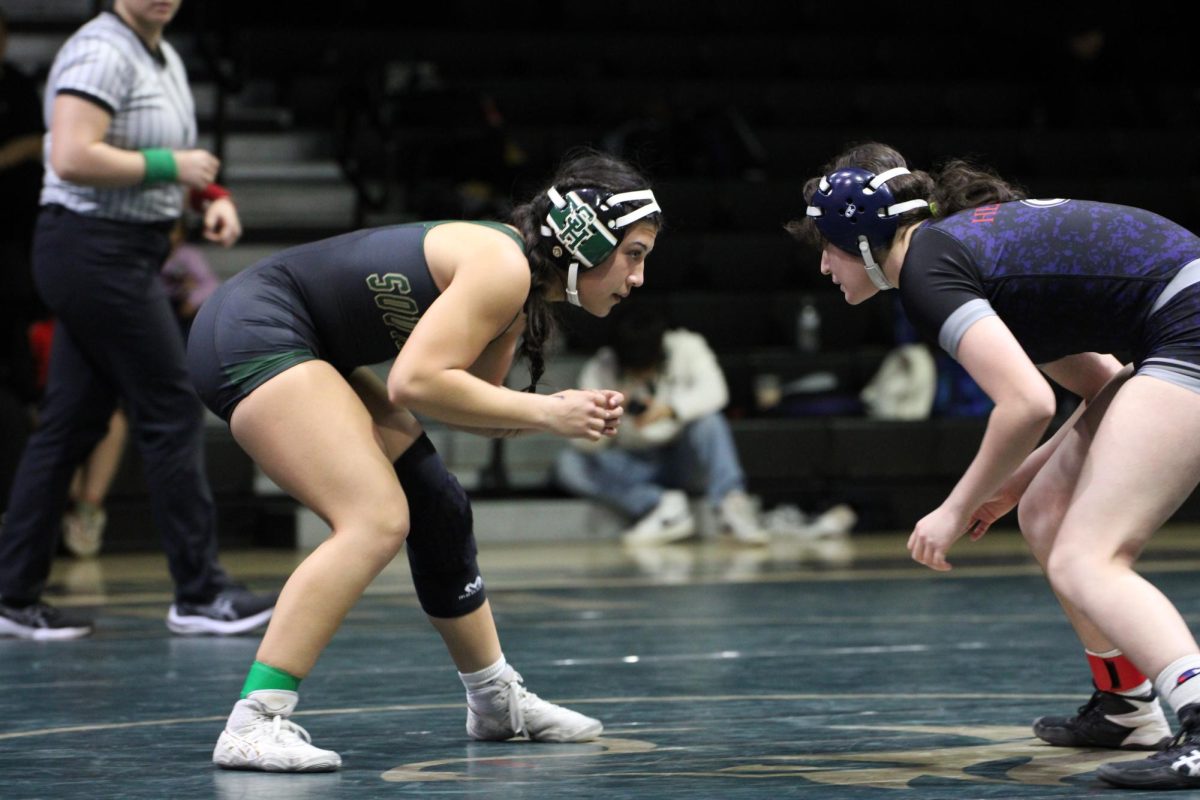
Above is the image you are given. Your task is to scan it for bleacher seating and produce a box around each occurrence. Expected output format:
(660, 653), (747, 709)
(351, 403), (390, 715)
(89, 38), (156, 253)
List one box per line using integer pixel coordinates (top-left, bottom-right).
(8, 2), (1200, 547)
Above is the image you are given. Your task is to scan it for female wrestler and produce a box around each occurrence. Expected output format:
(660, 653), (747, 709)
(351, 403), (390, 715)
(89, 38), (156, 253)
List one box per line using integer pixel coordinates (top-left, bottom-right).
(789, 141), (1200, 789)
(189, 150), (661, 771)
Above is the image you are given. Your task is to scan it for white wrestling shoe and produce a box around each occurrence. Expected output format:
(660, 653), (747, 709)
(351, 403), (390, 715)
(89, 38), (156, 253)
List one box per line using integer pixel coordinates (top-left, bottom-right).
(213, 690), (341, 772)
(466, 666), (602, 742)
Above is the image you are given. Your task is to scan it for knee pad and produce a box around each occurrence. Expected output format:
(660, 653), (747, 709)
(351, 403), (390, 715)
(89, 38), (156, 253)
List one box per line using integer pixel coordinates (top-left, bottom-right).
(394, 433), (486, 618)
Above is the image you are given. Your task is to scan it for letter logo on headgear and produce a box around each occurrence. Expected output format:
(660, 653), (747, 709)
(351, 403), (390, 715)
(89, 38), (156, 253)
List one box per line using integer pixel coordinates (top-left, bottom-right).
(556, 196), (608, 255)
(545, 188), (618, 268)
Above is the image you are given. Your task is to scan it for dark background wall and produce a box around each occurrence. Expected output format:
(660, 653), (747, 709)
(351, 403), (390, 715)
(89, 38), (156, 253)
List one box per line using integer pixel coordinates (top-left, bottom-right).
(5, 0), (1198, 540)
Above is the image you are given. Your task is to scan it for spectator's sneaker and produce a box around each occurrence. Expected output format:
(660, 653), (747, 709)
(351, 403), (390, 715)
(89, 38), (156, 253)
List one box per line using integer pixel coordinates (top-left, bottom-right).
(1034, 687), (1172, 750)
(466, 665), (602, 742)
(807, 504), (857, 538)
(622, 490), (695, 546)
(1097, 704), (1200, 789)
(761, 503), (810, 536)
(167, 586), (277, 636)
(718, 491), (769, 546)
(63, 502), (107, 558)
(0, 600), (93, 640)
(213, 690), (341, 772)
(764, 503), (857, 540)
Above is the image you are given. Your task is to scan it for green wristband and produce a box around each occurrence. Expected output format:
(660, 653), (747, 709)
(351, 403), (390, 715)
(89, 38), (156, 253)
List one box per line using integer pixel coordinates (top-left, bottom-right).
(141, 148), (177, 184)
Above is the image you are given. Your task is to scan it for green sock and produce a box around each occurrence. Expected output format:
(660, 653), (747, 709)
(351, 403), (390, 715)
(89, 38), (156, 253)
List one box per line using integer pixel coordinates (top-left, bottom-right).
(240, 660), (301, 698)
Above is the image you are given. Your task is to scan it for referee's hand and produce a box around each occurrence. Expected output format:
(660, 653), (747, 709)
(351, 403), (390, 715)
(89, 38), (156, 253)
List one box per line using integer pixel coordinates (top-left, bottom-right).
(203, 197), (242, 247)
(175, 149), (220, 190)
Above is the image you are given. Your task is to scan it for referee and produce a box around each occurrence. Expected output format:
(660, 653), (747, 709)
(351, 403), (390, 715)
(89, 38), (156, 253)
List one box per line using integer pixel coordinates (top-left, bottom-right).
(0, 0), (275, 640)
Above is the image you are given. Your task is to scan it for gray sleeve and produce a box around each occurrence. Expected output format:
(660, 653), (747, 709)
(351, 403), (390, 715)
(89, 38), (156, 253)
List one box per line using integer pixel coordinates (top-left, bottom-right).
(939, 298), (998, 360)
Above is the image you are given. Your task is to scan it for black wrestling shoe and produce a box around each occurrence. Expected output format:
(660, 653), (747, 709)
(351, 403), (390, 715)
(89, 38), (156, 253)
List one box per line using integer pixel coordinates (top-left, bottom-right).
(167, 586), (277, 636)
(1033, 687), (1172, 750)
(1097, 704), (1200, 789)
(0, 599), (93, 640)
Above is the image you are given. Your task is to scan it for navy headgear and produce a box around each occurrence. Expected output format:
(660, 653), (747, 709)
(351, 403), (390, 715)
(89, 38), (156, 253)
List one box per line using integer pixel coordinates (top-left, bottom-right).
(540, 186), (660, 306)
(805, 167), (928, 291)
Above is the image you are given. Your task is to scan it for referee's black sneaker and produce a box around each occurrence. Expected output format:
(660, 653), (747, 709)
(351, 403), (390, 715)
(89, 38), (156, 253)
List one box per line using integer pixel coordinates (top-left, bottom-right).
(166, 586), (277, 636)
(1034, 687), (1172, 750)
(1098, 704), (1200, 789)
(0, 599), (93, 640)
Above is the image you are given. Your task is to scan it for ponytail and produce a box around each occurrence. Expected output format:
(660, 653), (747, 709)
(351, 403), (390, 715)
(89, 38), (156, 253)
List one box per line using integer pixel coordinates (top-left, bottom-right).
(930, 159), (1026, 217)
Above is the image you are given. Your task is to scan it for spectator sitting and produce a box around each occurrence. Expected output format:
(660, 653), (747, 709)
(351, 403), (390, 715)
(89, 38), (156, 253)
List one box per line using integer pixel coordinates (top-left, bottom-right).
(555, 304), (769, 546)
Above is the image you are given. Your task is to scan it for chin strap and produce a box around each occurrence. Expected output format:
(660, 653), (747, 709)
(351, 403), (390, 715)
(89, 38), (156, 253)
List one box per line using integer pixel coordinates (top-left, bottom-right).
(564, 262), (582, 306)
(857, 236), (895, 291)
(856, 198), (928, 291)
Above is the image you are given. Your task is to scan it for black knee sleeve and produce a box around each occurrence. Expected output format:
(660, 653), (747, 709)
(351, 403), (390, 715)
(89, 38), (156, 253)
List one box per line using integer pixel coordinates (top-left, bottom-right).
(395, 433), (486, 618)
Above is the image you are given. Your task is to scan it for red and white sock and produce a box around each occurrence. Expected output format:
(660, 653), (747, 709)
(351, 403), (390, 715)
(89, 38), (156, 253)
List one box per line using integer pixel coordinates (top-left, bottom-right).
(1087, 648), (1152, 696)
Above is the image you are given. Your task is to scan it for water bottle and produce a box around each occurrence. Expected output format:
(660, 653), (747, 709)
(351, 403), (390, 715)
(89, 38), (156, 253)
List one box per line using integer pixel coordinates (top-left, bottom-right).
(796, 295), (821, 353)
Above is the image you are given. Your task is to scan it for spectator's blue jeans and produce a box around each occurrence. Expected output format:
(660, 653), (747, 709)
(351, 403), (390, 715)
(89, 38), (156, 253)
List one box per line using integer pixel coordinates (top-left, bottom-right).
(554, 412), (746, 519)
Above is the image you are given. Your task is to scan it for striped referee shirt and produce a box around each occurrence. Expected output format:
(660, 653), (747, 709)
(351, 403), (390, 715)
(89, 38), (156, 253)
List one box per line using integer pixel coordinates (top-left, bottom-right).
(40, 11), (196, 222)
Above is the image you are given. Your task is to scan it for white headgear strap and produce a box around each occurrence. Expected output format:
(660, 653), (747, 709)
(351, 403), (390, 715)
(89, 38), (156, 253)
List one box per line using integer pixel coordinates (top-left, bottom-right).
(857, 236), (895, 291)
(565, 262), (581, 307)
(861, 167), (928, 290)
(607, 189), (661, 228)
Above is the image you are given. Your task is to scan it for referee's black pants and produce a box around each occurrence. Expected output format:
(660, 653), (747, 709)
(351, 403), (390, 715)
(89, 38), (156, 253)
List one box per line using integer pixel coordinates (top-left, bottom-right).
(0, 206), (230, 605)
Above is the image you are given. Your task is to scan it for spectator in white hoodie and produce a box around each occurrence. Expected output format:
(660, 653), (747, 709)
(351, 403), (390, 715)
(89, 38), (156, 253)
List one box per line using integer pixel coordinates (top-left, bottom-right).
(555, 305), (767, 545)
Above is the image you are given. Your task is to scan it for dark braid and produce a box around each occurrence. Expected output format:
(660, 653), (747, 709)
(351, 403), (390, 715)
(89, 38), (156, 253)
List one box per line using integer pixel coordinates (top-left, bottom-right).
(508, 195), (559, 392)
(520, 269), (552, 392)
